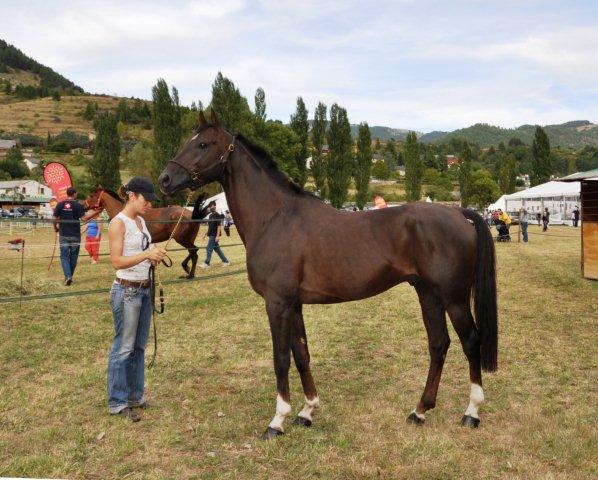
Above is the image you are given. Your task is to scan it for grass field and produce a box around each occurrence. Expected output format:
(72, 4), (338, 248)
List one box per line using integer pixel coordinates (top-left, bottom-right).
(0, 221), (596, 479)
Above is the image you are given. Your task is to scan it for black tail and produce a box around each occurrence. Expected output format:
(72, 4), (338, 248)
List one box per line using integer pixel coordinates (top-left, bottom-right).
(462, 209), (498, 372)
(191, 192), (209, 220)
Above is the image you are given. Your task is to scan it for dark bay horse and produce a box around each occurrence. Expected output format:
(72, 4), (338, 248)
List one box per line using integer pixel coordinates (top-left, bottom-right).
(158, 111), (498, 438)
(85, 188), (209, 278)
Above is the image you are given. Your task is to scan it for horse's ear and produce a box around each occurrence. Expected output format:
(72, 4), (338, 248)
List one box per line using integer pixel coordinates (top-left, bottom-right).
(198, 110), (207, 127)
(210, 109), (219, 126)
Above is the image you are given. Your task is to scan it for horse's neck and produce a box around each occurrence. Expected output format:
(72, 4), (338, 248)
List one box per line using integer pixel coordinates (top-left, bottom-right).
(102, 195), (124, 219)
(221, 146), (287, 248)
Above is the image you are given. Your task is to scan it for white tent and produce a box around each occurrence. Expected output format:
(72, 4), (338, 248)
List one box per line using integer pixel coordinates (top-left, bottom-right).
(502, 180), (580, 224)
(186, 191), (228, 219)
(488, 194), (507, 212)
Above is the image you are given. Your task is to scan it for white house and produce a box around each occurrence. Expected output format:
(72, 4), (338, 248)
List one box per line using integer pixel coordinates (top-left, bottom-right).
(0, 180), (50, 198)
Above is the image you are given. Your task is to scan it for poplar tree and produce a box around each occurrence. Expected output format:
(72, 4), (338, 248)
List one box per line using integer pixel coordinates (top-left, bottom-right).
(532, 125), (551, 185)
(499, 153), (517, 194)
(151, 79), (182, 192)
(326, 104), (353, 208)
(289, 96), (309, 186)
(404, 131), (423, 202)
(458, 142), (473, 207)
(311, 102), (328, 199)
(89, 112), (121, 190)
(355, 122), (372, 209)
(210, 72), (254, 137)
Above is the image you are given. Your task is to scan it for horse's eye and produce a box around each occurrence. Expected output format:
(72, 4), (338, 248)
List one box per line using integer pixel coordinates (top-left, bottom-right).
(198, 142), (208, 149)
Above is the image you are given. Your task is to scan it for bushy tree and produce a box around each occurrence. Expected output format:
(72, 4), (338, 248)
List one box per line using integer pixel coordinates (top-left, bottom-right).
(126, 141), (153, 177)
(470, 169), (500, 209)
(354, 123), (372, 209)
(404, 131), (423, 202)
(326, 104), (353, 208)
(371, 160), (389, 180)
(499, 153), (517, 194)
(0, 146), (28, 179)
(311, 102), (328, 199)
(89, 112), (121, 189)
(531, 126), (551, 185)
(289, 96), (309, 186)
(264, 121), (300, 180)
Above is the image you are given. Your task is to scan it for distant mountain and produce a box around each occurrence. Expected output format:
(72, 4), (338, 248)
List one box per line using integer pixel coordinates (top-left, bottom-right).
(0, 39), (83, 92)
(420, 121), (598, 149)
(419, 130), (449, 142)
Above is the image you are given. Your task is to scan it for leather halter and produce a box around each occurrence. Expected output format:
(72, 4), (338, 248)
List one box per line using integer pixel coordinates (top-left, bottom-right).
(169, 135), (236, 185)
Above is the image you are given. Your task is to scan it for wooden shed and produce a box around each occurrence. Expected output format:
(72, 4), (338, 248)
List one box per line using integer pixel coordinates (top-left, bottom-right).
(560, 169), (598, 280)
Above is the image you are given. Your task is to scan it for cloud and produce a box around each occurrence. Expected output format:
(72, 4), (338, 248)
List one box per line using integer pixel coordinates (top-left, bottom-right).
(1, 0), (596, 131)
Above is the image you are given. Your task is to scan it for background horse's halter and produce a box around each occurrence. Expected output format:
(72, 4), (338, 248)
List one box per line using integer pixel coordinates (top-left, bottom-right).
(169, 135), (236, 187)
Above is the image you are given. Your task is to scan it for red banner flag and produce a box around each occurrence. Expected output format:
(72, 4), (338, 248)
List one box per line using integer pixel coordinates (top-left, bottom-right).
(43, 162), (73, 201)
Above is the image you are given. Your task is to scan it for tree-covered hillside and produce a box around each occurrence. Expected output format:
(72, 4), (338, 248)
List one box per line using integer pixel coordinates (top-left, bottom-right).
(0, 39), (83, 93)
(423, 121), (598, 149)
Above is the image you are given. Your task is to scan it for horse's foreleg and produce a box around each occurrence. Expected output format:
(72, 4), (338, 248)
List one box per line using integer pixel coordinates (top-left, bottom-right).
(407, 284), (450, 426)
(262, 298), (294, 439)
(447, 303), (484, 428)
(291, 309), (319, 427)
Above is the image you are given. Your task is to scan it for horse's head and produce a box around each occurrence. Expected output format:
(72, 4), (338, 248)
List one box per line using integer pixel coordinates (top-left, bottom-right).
(159, 110), (234, 196)
(84, 187), (106, 210)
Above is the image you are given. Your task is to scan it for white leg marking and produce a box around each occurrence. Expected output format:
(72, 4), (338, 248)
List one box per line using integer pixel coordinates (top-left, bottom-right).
(410, 409), (426, 421)
(298, 396), (320, 421)
(464, 383), (484, 418)
(268, 394), (292, 432)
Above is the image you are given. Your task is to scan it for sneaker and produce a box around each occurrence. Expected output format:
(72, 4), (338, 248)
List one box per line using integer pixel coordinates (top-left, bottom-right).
(117, 407), (141, 422)
(200, 263), (210, 268)
(222, 262), (231, 267)
(65, 278), (72, 286)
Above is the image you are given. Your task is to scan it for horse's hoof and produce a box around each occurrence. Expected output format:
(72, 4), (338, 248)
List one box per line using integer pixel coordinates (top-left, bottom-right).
(460, 415), (480, 428)
(293, 416), (312, 427)
(406, 412), (425, 426)
(261, 426), (284, 440)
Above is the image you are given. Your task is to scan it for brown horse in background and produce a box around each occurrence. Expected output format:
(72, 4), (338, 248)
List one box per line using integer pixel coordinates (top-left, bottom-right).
(158, 111), (498, 439)
(85, 188), (208, 278)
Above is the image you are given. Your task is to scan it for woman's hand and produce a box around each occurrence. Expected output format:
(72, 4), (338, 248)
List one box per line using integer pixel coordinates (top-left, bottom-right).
(146, 247), (167, 263)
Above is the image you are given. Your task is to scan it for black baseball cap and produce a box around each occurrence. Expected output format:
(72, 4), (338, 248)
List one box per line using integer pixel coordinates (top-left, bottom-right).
(125, 176), (159, 202)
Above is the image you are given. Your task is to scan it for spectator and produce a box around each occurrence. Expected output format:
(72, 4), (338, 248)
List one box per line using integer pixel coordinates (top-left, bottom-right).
(223, 210), (233, 237)
(201, 201), (230, 268)
(107, 176), (166, 422)
(519, 207), (529, 243)
(53, 187), (99, 285)
(536, 212), (541, 226)
(542, 208), (550, 231)
(84, 218), (102, 264)
(572, 206), (580, 227)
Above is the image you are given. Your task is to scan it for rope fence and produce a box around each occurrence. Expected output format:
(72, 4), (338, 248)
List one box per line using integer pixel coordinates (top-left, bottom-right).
(0, 268), (247, 304)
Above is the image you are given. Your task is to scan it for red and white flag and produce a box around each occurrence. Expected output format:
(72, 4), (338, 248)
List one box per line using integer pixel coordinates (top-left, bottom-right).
(43, 162), (73, 202)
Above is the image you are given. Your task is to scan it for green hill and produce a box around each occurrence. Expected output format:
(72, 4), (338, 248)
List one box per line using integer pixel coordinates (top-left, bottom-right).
(421, 121), (598, 148)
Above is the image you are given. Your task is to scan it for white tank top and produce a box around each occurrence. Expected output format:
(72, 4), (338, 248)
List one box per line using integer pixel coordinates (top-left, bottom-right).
(112, 212), (152, 281)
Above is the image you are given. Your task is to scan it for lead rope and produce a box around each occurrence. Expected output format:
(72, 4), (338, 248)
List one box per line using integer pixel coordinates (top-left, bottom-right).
(148, 191), (194, 369)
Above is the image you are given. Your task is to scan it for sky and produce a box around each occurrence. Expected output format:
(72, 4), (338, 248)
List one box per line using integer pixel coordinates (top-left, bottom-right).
(2, 0), (598, 132)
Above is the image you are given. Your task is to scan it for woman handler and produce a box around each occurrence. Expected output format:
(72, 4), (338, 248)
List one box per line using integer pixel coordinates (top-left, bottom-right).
(107, 176), (166, 421)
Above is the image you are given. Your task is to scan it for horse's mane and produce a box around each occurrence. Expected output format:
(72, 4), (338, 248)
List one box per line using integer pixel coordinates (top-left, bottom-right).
(94, 187), (123, 203)
(236, 134), (320, 200)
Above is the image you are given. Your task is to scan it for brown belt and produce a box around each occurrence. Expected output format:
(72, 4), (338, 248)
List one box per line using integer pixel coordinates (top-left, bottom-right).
(115, 277), (150, 288)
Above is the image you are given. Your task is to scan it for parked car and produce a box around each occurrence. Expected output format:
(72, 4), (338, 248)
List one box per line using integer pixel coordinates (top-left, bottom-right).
(0, 209), (11, 218)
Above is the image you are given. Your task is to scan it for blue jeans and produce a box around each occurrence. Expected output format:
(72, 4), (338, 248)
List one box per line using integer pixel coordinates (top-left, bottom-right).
(205, 236), (229, 265)
(107, 282), (152, 413)
(521, 221), (528, 242)
(59, 236), (80, 280)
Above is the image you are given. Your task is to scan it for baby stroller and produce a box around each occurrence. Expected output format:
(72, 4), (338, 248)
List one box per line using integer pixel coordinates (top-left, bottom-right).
(495, 220), (511, 242)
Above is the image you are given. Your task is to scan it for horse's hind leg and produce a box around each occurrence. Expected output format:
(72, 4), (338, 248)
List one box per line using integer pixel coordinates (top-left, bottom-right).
(446, 303), (483, 428)
(407, 283), (450, 426)
(185, 246), (199, 278)
(290, 307), (320, 427)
